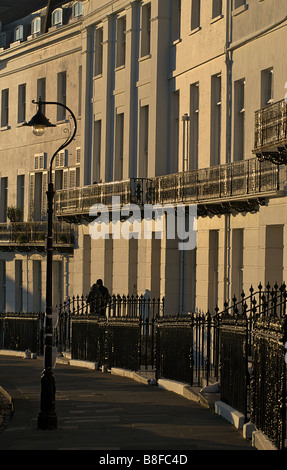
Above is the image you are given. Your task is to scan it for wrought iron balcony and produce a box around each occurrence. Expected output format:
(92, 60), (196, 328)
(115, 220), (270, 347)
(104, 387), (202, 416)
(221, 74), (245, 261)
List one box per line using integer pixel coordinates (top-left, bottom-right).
(146, 157), (282, 216)
(55, 178), (146, 221)
(0, 221), (75, 253)
(254, 98), (287, 164)
(55, 158), (282, 221)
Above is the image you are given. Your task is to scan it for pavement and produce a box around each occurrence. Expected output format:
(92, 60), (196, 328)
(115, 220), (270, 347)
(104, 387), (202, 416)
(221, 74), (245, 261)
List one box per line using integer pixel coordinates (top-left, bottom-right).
(0, 353), (255, 453)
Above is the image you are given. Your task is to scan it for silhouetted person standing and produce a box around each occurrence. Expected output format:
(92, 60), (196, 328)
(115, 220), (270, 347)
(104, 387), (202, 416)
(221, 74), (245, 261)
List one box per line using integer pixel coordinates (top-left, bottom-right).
(87, 279), (109, 315)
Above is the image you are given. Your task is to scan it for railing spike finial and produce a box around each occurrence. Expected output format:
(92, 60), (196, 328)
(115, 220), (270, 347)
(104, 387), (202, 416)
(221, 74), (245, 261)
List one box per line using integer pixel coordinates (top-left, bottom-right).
(280, 282), (286, 293)
(258, 282), (262, 291)
(266, 281), (270, 291)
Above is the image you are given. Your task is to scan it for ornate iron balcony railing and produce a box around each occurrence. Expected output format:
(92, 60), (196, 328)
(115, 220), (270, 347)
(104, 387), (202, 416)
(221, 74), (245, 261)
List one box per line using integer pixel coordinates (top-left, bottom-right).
(146, 157), (280, 206)
(254, 99), (287, 151)
(55, 158), (281, 220)
(254, 98), (287, 164)
(0, 221), (75, 251)
(55, 178), (146, 219)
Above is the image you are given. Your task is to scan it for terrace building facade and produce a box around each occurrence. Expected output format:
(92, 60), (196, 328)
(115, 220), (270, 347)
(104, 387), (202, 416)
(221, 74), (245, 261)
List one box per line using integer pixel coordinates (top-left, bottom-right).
(0, 0), (286, 315)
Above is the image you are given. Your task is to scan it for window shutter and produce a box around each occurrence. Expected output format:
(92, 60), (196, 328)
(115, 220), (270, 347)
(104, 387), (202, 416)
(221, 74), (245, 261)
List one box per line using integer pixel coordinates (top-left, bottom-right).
(41, 171), (48, 220)
(59, 151), (65, 167)
(39, 154), (45, 170)
(76, 147), (81, 165)
(29, 173), (35, 221)
(63, 169), (69, 189)
(69, 168), (76, 188)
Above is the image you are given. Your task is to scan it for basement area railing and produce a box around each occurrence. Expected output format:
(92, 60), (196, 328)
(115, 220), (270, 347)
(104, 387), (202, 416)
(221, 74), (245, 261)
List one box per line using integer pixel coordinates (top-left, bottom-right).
(1, 283), (287, 449)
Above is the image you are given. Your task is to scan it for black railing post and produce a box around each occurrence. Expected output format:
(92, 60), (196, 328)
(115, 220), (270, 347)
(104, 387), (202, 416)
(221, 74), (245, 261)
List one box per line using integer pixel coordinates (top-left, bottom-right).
(282, 309), (287, 450)
(151, 316), (155, 369)
(214, 306), (220, 381)
(145, 316), (149, 370)
(138, 313), (142, 370)
(190, 313), (194, 386)
(205, 311), (211, 387)
(244, 303), (249, 422)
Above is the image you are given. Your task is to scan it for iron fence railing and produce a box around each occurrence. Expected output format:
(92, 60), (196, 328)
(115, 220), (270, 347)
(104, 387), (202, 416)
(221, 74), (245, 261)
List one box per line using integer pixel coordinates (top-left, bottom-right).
(0, 312), (44, 355)
(218, 282), (287, 450)
(1, 283), (287, 449)
(254, 98), (287, 150)
(155, 313), (220, 387)
(56, 294), (164, 370)
(250, 315), (287, 450)
(58, 293), (164, 318)
(69, 316), (142, 371)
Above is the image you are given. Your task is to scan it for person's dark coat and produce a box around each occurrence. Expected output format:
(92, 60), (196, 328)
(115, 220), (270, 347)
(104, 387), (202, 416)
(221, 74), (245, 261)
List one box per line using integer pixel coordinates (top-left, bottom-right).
(87, 283), (109, 315)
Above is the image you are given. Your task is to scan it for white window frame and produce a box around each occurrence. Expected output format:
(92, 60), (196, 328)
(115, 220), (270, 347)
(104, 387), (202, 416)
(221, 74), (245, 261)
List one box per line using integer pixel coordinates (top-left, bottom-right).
(52, 8), (63, 26)
(73, 2), (83, 17)
(55, 150), (67, 168)
(14, 25), (24, 42)
(31, 17), (41, 35)
(34, 153), (47, 171)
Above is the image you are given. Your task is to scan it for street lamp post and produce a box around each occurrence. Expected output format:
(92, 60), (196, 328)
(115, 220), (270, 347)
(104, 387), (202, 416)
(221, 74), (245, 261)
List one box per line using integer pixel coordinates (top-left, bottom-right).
(23, 98), (77, 430)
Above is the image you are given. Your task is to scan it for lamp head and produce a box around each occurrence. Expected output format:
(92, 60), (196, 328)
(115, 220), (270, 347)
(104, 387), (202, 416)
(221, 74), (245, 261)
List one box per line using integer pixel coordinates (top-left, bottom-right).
(23, 99), (56, 136)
